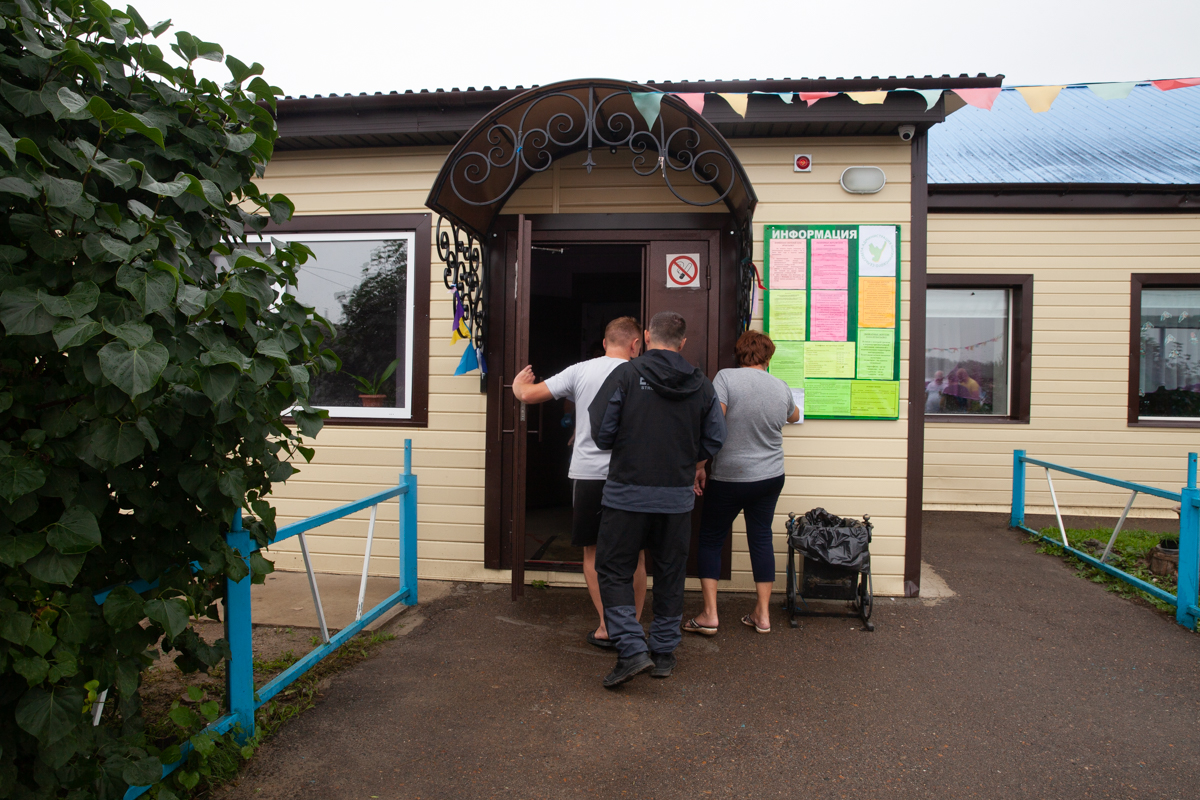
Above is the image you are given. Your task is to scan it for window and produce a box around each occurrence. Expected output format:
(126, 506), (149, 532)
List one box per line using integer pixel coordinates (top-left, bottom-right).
(925, 275), (1032, 423)
(262, 215), (431, 426)
(1130, 274), (1200, 426)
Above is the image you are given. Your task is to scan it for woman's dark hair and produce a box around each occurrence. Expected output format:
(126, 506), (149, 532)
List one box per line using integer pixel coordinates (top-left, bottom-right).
(735, 330), (776, 367)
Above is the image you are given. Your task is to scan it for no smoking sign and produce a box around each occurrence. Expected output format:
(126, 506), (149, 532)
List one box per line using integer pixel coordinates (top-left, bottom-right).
(665, 253), (701, 289)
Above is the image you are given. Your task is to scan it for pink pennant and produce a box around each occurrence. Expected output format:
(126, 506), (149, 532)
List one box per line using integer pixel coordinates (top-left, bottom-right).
(951, 87), (1002, 110)
(674, 92), (706, 114)
(1152, 77), (1200, 91)
(797, 91), (838, 105)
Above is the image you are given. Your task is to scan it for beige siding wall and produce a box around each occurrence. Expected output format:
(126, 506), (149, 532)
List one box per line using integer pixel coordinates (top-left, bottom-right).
(256, 138), (913, 596)
(926, 214), (1200, 518)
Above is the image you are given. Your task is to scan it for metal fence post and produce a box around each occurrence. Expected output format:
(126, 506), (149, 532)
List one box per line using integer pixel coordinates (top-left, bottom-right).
(1011, 449), (1026, 528)
(1178, 482), (1200, 631)
(225, 509), (256, 741)
(400, 439), (419, 605)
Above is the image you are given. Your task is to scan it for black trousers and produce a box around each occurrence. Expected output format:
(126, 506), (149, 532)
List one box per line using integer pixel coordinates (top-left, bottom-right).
(595, 507), (691, 658)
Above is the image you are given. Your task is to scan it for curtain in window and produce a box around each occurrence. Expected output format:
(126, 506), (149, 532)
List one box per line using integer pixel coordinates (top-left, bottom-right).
(1139, 288), (1200, 418)
(926, 288), (1009, 416)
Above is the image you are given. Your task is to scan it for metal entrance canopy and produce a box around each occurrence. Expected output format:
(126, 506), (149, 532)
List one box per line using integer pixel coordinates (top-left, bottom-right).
(426, 79), (760, 384)
(426, 78), (758, 239)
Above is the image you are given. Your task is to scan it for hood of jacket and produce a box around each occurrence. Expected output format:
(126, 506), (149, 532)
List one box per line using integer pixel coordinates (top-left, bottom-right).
(630, 349), (706, 401)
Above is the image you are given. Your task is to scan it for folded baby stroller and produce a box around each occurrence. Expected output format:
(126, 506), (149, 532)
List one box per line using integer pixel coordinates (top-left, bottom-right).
(784, 508), (874, 631)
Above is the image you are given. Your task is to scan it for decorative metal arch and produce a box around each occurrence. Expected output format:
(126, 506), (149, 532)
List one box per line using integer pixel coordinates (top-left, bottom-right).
(426, 79), (760, 386)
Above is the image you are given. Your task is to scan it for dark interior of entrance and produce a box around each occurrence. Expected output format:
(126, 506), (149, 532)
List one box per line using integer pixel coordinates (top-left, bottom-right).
(524, 244), (642, 570)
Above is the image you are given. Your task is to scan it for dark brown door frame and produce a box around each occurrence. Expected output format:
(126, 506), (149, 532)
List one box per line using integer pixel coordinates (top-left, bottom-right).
(483, 212), (739, 580)
(904, 130), (929, 598)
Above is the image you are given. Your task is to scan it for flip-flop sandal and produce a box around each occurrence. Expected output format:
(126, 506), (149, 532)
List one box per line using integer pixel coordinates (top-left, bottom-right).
(587, 631), (616, 649)
(741, 614), (770, 634)
(682, 618), (718, 636)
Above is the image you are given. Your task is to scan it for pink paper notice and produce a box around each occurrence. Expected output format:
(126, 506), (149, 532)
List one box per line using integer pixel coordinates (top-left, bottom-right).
(810, 238), (848, 290)
(769, 239), (807, 290)
(810, 290), (848, 341)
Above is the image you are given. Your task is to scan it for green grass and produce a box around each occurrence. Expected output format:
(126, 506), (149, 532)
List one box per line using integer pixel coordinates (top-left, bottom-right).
(1028, 525), (1179, 615)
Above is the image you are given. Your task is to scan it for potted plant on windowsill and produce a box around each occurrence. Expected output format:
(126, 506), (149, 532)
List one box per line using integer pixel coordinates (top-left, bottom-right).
(347, 359), (399, 408)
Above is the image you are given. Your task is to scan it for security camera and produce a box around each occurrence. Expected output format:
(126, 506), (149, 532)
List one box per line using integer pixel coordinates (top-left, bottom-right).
(898, 125), (916, 142)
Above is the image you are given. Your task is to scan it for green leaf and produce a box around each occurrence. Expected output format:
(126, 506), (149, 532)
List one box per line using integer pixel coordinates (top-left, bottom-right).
(23, 548), (85, 585)
(0, 80), (47, 116)
(255, 336), (290, 359)
(90, 418), (146, 464)
(0, 451), (47, 503)
(225, 56), (264, 84)
(98, 340), (169, 397)
(14, 685), (85, 745)
(0, 122), (15, 163)
(217, 469), (245, 500)
(169, 704), (200, 729)
(199, 699), (220, 722)
(56, 86), (88, 114)
(116, 264), (175, 314)
(200, 365), (239, 404)
(52, 317), (102, 349)
(145, 597), (190, 639)
(41, 175), (84, 208)
(38, 281), (99, 319)
(26, 624), (57, 655)
(121, 756), (164, 788)
(45, 506), (101, 554)
(292, 409), (324, 438)
(186, 685), (204, 702)
(0, 531), (45, 566)
(113, 111), (165, 149)
(86, 95), (116, 122)
(139, 169), (189, 197)
(0, 244), (26, 264)
(55, 598), (91, 644)
(0, 176), (38, 198)
(30, 231), (79, 262)
(47, 650), (78, 682)
(15, 138), (52, 168)
(225, 131), (256, 152)
(103, 319), (154, 348)
(135, 416), (159, 450)
(0, 610), (33, 644)
(13, 655), (49, 685)
(0, 287), (56, 335)
(102, 586), (145, 630)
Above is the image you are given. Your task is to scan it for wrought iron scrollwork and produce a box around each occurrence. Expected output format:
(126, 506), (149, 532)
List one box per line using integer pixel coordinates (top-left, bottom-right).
(735, 217), (757, 335)
(447, 84), (738, 210)
(437, 216), (487, 391)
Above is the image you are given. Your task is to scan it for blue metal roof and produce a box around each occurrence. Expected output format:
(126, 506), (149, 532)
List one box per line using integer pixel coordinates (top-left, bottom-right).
(929, 84), (1200, 184)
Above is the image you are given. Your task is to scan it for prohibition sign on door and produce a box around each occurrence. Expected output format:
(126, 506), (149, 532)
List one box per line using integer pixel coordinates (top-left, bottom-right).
(665, 253), (702, 288)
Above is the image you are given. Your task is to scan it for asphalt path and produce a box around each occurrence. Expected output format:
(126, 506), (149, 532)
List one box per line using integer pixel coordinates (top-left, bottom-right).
(222, 512), (1199, 799)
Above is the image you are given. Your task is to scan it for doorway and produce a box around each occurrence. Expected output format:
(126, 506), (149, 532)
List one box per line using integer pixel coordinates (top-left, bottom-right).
(523, 245), (643, 570)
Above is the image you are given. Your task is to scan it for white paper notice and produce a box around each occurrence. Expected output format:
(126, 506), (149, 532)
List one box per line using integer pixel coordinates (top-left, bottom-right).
(789, 388), (805, 424)
(858, 225), (897, 277)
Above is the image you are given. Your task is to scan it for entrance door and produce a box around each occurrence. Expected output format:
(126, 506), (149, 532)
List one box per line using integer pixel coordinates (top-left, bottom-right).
(484, 219), (733, 593)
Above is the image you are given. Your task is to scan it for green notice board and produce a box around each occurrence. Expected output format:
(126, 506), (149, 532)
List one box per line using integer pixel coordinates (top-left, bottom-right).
(764, 224), (901, 420)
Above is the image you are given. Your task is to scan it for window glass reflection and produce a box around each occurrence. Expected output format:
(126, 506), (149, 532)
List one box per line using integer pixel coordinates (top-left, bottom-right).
(1139, 288), (1200, 419)
(926, 288), (1010, 416)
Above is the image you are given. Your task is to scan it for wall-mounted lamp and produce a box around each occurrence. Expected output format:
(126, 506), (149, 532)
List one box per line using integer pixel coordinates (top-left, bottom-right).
(839, 166), (887, 194)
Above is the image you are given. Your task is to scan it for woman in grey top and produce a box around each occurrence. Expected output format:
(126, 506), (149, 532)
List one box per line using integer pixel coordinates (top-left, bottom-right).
(685, 331), (799, 635)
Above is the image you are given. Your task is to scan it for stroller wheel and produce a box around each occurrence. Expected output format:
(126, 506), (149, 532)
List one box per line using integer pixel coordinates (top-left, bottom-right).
(859, 571), (874, 623)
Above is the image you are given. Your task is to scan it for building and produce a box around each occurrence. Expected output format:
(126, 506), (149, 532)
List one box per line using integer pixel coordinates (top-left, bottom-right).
(252, 77), (1200, 598)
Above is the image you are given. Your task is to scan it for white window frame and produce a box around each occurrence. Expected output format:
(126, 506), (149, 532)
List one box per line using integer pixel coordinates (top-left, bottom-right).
(261, 231), (417, 420)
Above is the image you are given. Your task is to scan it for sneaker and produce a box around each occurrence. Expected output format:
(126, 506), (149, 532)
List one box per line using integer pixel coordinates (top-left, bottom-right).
(602, 652), (653, 688)
(649, 651), (676, 678)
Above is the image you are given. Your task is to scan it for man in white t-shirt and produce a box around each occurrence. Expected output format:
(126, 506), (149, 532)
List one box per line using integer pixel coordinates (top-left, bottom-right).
(511, 316), (647, 649)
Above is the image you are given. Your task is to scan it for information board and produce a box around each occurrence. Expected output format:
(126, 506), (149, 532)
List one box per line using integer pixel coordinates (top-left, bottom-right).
(763, 224), (901, 420)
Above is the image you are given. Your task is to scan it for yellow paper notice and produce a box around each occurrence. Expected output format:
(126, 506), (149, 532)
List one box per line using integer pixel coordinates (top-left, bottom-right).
(767, 290), (806, 340)
(768, 341), (805, 387)
(803, 341), (855, 379)
(858, 277), (896, 328)
(850, 380), (900, 418)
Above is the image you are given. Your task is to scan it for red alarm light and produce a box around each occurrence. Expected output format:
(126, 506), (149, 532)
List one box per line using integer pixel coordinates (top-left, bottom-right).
(794, 154), (812, 172)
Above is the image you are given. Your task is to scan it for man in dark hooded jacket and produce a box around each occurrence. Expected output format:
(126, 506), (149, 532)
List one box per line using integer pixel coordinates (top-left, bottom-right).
(588, 311), (726, 687)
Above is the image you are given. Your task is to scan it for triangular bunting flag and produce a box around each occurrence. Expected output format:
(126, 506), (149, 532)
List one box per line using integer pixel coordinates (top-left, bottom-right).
(630, 91), (664, 128)
(951, 87), (1002, 110)
(476, 348), (487, 375)
(1088, 82), (1137, 100)
(797, 91), (838, 105)
(1152, 77), (1200, 91)
(898, 88), (943, 110)
(674, 92), (705, 115)
(719, 93), (748, 117)
(1016, 85), (1064, 113)
(774, 92), (795, 103)
(450, 317), (469, 345)
(846, 91), (887, 105)
(454, 344), (479, 376)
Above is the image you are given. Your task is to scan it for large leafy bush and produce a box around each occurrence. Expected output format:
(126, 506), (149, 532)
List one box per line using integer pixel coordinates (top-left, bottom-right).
(0, 1), (335, 796)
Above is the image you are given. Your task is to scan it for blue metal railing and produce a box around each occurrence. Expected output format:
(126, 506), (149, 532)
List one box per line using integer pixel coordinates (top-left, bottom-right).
(1010, 449), (1199, 630)
(107, 440), (419, 799)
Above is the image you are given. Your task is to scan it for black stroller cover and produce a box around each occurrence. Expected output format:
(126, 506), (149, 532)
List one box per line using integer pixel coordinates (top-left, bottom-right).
(788, 507), (870, 572)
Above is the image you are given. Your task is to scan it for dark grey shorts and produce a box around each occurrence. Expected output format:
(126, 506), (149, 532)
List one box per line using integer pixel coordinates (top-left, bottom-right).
(571, 479), (606, 547)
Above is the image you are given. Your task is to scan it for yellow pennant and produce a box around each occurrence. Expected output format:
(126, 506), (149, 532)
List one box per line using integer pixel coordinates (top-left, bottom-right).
(718, 93), (748, 117)
(1016, 85), (1065, 113)
(450, 318), (469, 345)
(846, 91), (887, 105)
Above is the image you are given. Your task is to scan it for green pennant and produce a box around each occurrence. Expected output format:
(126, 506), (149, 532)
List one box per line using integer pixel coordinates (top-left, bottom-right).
(1088, 82), (1137, 100)
(630, 92), (664, 129)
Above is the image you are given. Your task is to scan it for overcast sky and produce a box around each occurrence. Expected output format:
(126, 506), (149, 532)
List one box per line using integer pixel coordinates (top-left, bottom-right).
(129, 0), (1200, 97)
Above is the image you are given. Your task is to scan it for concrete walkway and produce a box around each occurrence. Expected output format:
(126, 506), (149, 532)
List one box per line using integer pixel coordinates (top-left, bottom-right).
(223, 512), (1199, 800)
